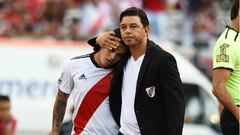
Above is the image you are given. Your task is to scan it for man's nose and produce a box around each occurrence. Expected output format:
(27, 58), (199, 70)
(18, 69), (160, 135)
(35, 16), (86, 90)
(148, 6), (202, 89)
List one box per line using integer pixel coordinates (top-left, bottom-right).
(123, 26), (132, 34)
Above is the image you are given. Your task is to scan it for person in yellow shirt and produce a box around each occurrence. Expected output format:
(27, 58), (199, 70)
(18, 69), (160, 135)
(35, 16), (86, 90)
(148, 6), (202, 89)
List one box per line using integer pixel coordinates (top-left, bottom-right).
(212, 0), (239, 135)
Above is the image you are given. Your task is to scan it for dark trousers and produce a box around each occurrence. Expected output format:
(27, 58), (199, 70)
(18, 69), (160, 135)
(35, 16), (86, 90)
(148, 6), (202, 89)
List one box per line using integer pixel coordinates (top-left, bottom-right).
(220, 108), (239, 135)
(118, 132), (124, 135)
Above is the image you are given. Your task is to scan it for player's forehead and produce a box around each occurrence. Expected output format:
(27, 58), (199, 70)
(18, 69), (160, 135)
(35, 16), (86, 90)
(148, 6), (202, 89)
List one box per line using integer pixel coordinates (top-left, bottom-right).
(115, 45), (127, 53)
(120, 16), (142, 26)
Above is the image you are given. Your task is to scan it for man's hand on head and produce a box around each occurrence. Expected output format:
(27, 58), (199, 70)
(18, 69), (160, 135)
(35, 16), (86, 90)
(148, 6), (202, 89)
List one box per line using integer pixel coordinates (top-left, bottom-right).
(96, 31), (121, 50)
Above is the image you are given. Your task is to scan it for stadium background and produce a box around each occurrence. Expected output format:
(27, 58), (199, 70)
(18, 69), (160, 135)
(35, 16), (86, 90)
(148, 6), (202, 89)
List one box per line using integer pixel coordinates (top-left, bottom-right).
(0, 0), (235, 134)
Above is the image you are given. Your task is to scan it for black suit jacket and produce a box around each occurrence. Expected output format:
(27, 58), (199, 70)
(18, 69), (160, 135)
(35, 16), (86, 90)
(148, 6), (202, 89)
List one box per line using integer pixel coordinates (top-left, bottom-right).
(109, 40), (185, 135)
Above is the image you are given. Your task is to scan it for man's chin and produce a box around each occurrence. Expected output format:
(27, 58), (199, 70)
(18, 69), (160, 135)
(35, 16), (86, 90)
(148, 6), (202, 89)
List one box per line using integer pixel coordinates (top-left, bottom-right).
(103, 64), (114, 69)
(125, 42), (135, 47)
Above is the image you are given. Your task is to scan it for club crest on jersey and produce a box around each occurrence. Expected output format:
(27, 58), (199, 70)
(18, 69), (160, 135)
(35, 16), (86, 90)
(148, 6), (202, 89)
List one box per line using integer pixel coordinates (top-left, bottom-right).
(57, 73), (63, 84)
(216, 43), (229, 62)
(145, 86), (155, 98)
(79, 74), (87, 80)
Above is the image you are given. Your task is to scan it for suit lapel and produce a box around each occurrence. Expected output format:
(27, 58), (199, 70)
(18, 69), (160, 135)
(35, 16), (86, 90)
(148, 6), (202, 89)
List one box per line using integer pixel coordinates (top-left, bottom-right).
(110, 54), (129, 126)
(136, 40), (153, 90)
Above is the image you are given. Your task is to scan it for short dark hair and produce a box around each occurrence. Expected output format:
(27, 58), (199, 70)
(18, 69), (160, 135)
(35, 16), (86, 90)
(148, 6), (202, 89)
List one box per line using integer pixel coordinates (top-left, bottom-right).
(120, 7), (149, 27)
(230, 0), (239, 20)
(0, 95), (10, 102)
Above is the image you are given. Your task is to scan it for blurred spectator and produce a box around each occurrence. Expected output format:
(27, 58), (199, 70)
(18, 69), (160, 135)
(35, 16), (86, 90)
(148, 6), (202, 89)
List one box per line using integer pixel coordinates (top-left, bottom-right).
(40, 19), (63, 40)
(163, 0), (185, 44)
(42, 0), (65, 23)
(21, 11), (35, 36)
(68, 18), (81, 40)
(0, 95), (17, 135)
(22, 0), (45, 36)
(179, 0), (221, 79)
(24, 0), (45, 24)
(77, 0), (115, 39)
(64, 18), (82, 41)
(0, 6), (11, 36)
(109, 0), (142, 19)
(39, 0), (66, 40)
(61, 0), (82, 40)
(4, 0), (25, 36)
(182, 0), (219, 45)
(142, 0), (167, 38)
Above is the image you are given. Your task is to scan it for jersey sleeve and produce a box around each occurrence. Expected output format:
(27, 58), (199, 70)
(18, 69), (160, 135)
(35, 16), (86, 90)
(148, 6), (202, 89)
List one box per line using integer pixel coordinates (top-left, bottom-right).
(213, 43), (235, 70)
(57, 61), (74, 94)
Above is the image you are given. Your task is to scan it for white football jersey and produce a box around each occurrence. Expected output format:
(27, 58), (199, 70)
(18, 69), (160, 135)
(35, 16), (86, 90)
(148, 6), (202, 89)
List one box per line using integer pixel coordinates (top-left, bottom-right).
(57, 54), (118, 135)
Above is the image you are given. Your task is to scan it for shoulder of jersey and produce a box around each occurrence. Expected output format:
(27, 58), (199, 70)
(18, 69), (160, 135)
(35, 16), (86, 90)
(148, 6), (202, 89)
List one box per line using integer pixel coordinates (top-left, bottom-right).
(71, 53), (91, 60)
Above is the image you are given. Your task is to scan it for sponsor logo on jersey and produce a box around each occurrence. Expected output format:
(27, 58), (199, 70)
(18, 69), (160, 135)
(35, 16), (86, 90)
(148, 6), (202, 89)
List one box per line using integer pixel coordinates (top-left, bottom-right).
(79, 74), (87, 80)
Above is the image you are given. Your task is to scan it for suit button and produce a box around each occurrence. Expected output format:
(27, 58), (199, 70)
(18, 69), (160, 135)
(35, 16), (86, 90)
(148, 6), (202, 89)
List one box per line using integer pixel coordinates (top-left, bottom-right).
(135, 110), (139, 114)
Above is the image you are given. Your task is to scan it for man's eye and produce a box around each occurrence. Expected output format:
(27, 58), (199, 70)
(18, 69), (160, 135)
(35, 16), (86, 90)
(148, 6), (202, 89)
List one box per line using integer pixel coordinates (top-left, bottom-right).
(131, 25), (137, 28)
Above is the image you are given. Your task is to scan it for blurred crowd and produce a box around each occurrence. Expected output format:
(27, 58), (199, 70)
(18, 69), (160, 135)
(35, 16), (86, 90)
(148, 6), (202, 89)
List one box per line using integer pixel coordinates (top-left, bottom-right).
(0, 0), (232, 40)
(0, 0), (234, 78)
(0, 0), (141, 40)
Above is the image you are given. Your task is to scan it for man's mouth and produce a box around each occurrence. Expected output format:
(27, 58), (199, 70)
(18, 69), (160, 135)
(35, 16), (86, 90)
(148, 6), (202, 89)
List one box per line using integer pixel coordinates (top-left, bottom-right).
(105, 59), (112, 64)
(125, 37), (134, 40)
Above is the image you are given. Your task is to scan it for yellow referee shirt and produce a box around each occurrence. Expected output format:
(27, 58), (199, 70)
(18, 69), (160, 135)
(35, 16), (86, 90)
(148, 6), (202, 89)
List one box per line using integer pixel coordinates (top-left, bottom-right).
(213, 26), (240, 105)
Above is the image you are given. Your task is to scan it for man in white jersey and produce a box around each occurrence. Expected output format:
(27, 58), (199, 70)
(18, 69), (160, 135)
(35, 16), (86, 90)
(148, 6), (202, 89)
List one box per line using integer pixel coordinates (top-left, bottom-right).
(50, 29), (128, 135)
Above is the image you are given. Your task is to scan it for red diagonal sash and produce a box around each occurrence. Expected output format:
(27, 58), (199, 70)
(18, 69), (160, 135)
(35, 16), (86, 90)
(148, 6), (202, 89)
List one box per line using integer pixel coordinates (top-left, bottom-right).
(73, 72), (111, 135)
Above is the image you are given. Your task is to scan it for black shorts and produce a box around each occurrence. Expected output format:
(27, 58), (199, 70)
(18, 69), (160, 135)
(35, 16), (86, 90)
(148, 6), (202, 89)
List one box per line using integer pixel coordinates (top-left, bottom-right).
(220, 107), (239, 135)
(118, 132), (124, 135)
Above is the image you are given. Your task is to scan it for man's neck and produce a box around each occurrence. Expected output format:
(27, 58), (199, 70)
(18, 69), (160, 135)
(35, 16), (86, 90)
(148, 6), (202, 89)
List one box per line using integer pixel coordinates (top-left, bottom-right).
(93, 52), (103, 68)
(130, 40), (147, 61)
(230, 18), (239, 32)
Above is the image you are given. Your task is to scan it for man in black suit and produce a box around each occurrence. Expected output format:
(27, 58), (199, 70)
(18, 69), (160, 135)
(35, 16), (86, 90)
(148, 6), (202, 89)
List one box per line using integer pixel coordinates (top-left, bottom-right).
(89, 7), (185, 135)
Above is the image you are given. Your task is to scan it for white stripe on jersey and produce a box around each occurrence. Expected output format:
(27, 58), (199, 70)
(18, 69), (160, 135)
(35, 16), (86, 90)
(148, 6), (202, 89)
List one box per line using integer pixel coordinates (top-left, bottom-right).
(58, 55), (118, 135)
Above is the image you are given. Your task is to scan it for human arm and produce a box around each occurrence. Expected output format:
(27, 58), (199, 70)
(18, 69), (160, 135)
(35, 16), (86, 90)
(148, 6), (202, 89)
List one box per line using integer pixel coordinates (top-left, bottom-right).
(51, 90), (69, 135)
(96, 31), (121, 50)
(87, 29), (121, 51)
(212, 68), (240, 122)
(51, 60), (73, 135)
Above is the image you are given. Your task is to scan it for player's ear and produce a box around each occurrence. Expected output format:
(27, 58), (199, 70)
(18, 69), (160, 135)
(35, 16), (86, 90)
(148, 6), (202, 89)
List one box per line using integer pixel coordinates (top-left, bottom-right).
(144, 26), (150, 36)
